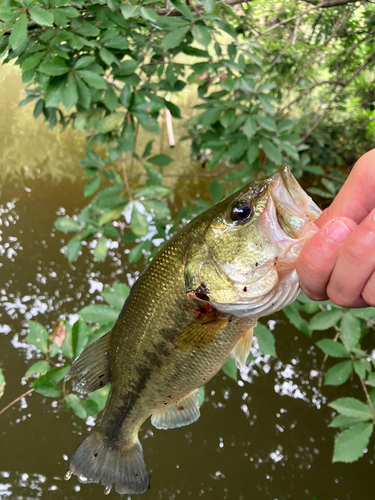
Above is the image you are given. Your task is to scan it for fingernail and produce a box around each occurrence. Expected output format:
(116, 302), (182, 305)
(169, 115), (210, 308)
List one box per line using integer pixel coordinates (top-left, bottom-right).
(326, 219), (352, 243)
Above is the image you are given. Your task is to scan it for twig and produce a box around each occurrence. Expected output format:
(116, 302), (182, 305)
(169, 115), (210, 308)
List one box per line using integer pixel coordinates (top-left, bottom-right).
(164, 165), (234, 178)
(359, 376), (375, 415)
(128, 122), (139, 181)
(301, 48), (375, 142)
(165, 95), (175, 148)
(121, 152), (133, 201)
(278, 80), (345, 115)
(0, 388), (34, 416)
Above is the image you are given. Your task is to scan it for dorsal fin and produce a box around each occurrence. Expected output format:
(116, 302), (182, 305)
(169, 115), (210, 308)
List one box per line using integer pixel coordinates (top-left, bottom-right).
(151, 390), (200, 430)
(230, 324), (256, 370)
(175, 313), (229, 352)
(65, 332), (111, 394)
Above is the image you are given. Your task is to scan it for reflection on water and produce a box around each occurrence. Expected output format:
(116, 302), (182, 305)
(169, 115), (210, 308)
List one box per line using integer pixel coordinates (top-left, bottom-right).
(0, 65), (374, 500)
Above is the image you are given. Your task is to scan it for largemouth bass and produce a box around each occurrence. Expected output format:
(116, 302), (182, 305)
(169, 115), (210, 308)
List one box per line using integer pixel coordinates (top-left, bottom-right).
(65, 166), (321, 495)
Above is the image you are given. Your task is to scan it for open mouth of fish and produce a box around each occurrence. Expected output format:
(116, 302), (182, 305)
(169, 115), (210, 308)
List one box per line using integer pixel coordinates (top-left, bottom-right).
(190, 166), (321, 319)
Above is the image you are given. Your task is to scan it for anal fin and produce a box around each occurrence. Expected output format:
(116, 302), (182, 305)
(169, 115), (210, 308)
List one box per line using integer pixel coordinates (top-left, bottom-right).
(230, 323), (256, 370)
(151, 390), (200, 430)
(65, 331), (111, 394)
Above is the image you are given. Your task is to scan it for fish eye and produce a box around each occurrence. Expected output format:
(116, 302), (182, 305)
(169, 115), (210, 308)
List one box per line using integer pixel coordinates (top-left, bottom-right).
(230, 202), (253, 223)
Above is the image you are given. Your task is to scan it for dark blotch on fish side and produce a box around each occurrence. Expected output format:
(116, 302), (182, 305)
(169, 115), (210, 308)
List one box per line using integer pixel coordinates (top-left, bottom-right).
(243, 286), (247, 292)
(105, 365), (153, 443)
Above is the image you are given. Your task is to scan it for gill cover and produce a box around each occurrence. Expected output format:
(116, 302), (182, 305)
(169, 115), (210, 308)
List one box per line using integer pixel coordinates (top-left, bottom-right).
(184, 166), (321, 319)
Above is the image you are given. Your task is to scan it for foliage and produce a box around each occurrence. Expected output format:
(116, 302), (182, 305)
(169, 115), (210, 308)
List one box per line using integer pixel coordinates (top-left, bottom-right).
(1, 0), (375, 468)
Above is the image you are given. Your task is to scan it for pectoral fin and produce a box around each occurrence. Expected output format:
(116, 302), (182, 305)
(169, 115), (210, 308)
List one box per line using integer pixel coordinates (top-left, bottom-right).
(175, 313), (229, 352)
(230, 323), (256, 370)
(65, 331), (111, 394)
(151, 390), (200, 430)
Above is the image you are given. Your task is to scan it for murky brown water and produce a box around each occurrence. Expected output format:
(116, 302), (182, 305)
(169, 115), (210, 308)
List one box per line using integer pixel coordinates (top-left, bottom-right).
(0, 65), (374, 500)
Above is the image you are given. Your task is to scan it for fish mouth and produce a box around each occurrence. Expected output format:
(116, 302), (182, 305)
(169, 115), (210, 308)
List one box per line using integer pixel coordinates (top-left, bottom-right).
(270, 165), (321, 239)
(209, 166), (321, 318)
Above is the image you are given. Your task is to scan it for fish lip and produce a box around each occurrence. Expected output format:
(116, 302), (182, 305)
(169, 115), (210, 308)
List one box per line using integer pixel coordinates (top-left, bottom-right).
(271, 165), (321, 222)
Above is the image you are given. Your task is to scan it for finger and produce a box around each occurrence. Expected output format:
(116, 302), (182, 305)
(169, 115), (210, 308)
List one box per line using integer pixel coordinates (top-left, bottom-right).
(326, 208), (375, 308)
(362, 270), (375, 307)
(296, 217), (357, 301)
(317, 149), (375, 228)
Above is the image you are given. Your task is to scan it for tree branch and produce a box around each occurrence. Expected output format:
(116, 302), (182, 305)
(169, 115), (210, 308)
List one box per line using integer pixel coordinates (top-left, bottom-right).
(301, 47), (375, 142)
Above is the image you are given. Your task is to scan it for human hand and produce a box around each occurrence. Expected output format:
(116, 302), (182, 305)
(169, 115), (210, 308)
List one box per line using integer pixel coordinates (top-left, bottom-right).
(296, 149), (375, 308)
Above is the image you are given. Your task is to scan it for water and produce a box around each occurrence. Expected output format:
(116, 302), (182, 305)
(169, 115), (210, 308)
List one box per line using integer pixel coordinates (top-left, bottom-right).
(0, 65), (374, 500)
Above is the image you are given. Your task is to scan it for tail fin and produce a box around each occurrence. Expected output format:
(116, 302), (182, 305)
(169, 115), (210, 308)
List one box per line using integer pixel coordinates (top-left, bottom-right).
(68, 431), (149, 495)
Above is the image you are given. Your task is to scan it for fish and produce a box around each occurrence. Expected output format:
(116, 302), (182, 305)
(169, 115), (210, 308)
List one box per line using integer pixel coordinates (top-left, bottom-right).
(64, 165), (321, 495)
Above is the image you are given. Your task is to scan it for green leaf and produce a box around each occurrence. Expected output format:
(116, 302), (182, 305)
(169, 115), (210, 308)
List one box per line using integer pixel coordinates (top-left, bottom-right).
(26, 321), (49, 354)
(366, 373), (375, 387)
(210, 180), (222, 204)
(72, 318), (90, 358)
(29, 6), (54, 27)
(163, 26), (190, 50)
(66, 237), (82, 262)
(10, 14), (27, 50)
(246, 140), (259, 165)
(192, 25), (211, 48)
(131, 205), (149, 237)
(21, 51), (45, 72)
(354, 359), (366, 379)
(84, 176), (101, 197)
(54, 217), (81, 232)
(207, 149), (225, 171)
(330, 414), (371, 428)
(135, 185), (170, 199)
(258, 94), (275, 115)
(120, 4), (140, 19)
(283, 302), (311, 336)
(140, 6), (158, 22)
(79, 305), (120, 323)
(38, 59), (70, 76)
(24, 360), (50, 379)
(94, 236), (108, 262)
(147, 154), (172, 167)
(142, 140), (154, 159)
(198, 385), (205, 406)
(261, 139), (282, 165)
(316, 339), (350, 358)
(33, 377), (62, 398)
(136, 113), (161, 135)
(0, 369), (5, 399)
(64, 394), (87, 419)
(142, 199), (170, 219)
(329, 398), (374, 419)
(102, 284), (129, 309)
(310, 309), (343, 331)
(325, 360), (353, 386)
(340, 312), (361, 350)
(332, 423), (373, 463)
(104, 86), (118, 112)
(222, 356), (237, 381)
(96, 112), (125, 134)
(200, 107), (222, 127)
(62, 77), (78, 111)
(99, 47), (118, 66)
(128, 241), (148, 263)
(74, 55), (96, 70)
(243, 117), (256, 139)
(98, 205), (125, 226)
(169, 0), (194, 20)
(256, 115), (277, 132)
(255, 323), (276, 357)
(77, 70), (107, 90)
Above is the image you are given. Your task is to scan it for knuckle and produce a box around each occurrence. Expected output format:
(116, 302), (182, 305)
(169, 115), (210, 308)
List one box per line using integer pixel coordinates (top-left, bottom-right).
(300, 285), (328, 302)
(326, 287), (352, 308)
(362, 282), (375, 307)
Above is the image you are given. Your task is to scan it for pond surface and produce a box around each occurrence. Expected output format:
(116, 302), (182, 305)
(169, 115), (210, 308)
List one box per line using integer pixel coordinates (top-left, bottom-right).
(0, 65), (373, 500)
